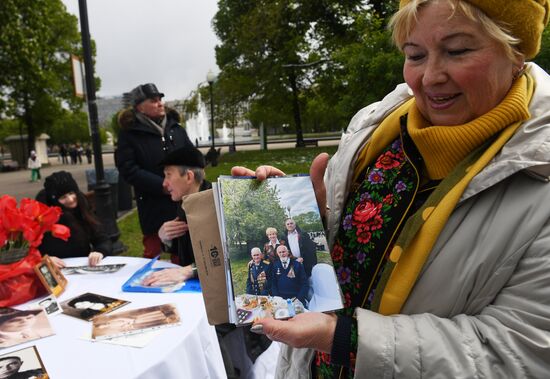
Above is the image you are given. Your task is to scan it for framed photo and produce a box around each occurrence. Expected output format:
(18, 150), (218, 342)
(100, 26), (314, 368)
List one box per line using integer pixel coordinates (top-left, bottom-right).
(0, 345), (49, 378)
(60, 292), (129, 321)
(37, 295), (62, 316)
(34, 255), (67, 297)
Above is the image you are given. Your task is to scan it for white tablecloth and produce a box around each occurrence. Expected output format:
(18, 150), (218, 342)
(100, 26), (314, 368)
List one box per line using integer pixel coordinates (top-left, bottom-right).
(5, 256), (227, 379)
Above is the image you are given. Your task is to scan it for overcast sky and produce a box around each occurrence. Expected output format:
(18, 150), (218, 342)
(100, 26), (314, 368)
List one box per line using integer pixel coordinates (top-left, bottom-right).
(62, 0), (220, 101)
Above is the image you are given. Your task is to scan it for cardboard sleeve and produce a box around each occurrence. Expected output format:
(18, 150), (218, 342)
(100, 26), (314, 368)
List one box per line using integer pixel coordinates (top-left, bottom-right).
(182, 189), (229, 325)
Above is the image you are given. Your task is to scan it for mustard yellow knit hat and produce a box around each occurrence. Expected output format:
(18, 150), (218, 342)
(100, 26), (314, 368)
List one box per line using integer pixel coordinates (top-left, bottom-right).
(399, 0), (550, 59)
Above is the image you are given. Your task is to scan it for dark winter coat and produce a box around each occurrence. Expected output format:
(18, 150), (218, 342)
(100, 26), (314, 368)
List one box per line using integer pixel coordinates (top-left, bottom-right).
(115, 107), (193, 234)
(282, 227), (318, 277)
(36, 191), (112, 259)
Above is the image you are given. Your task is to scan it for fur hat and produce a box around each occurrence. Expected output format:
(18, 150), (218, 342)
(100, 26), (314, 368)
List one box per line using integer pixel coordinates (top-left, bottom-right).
(399, 0), (550, 59)
(158, 145), (206, 168)
(130, 83), (164, 107)
(44, 171), (80, 203)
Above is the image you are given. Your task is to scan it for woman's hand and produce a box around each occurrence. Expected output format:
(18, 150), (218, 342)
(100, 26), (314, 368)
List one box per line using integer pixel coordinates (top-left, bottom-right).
(49, 256), (66, 268)
(231, 165), (286, 180)
(88, 252), (104, 266)
(141, 267), (192, 286)
(251, 312), (337, 353)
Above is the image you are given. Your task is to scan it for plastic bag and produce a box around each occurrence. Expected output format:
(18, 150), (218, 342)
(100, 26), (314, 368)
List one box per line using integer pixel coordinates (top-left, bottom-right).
(121, 256), (201, 293)
(0, 248), (46, 307)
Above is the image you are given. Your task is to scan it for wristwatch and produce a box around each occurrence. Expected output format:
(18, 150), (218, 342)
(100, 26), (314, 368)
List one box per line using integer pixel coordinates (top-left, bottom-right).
(191, 262), (198, 278)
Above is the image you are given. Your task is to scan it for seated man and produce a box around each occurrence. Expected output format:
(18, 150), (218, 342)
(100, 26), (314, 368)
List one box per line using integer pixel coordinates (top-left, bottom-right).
(141, 145), (210, 286)
(271, 245), (309, 305)
(246, 247), (271, 296)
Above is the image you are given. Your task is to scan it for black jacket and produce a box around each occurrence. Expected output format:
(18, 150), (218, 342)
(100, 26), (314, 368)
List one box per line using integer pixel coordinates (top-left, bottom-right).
(36, 192), (112, 259)
(115, 107), (193, 234)
(168, 180), (212, 266)
(282, 227), (318, 277)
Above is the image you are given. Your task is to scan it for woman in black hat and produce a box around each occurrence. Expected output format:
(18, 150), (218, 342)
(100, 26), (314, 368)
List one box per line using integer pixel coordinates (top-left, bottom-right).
(36, 171), (112, 268)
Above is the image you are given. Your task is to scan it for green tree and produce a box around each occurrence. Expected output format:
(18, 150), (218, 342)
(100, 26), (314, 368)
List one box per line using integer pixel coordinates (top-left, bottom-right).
(293, 211), (324, 233)
(220, 179), (287, 260)
(212, 0), (403, 137)
(0, 0), (98, 154)
(48, 110), (91, 145)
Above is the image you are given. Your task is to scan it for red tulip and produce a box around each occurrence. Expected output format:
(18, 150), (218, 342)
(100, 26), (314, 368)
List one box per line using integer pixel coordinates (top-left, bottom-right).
(51, 224), (71, 241)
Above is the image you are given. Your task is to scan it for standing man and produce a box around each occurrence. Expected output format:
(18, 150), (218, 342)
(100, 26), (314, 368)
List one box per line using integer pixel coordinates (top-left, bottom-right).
(140, 145), (210, 285)
(246, 247), (272, 296)
(115, 83), (193, 258)
(281, 218), (318, 277)
(271, 245), (309, 305)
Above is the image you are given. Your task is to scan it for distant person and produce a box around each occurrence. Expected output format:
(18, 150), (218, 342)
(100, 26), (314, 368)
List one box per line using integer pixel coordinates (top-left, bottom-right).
(76, 144), (83, 164)
(59, 144), (68, 164)
(246, 247), (271, 296)
(36, 171), (112, 268)
(281, 218), (317, 277)
(69, 144), (77, 165)
(271, 245), (308, 305)
(262, 227), (285, 263)
(115, 83), (194, 258)
(84, 144), (92, 164)
(0, 356), (45, 379)
(141, 145), (210, 285)
(27, 150), (41, 182)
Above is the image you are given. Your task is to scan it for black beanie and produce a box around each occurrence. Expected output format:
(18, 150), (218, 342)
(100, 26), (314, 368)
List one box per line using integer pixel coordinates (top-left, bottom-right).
(44, 171), (80, 203)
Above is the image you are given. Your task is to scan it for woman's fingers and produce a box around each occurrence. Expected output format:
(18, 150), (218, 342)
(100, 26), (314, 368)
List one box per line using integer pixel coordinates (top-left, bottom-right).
(252, 312), (337, 353)
(88, 252), (103, 266)
(231, 165), (286, 180)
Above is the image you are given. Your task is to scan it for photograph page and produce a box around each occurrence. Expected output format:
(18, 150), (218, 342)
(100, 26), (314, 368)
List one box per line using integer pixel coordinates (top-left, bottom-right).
(91, 303), (181, 340)
(215, 175), (343, 325)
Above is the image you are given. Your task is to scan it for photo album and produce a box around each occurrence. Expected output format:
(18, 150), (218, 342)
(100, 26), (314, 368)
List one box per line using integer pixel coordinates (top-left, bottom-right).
(186, 175), (343, 326)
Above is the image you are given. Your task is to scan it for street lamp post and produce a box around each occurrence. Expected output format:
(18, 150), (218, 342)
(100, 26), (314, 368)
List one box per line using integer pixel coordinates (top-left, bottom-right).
(206, 70), (219, 166)
(78, 0), (125, 253)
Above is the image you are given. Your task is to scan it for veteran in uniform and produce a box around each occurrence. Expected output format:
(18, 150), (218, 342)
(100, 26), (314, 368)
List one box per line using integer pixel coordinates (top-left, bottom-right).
(246, 247), (272, 296)
(271, 245), (308, 305)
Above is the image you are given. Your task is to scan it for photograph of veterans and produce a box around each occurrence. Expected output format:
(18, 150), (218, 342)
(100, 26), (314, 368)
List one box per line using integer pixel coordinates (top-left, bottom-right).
(232, 0), (550, 377)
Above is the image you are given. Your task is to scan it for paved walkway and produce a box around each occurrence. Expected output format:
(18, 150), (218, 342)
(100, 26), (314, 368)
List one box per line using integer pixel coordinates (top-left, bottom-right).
(0, 153), (116, 200)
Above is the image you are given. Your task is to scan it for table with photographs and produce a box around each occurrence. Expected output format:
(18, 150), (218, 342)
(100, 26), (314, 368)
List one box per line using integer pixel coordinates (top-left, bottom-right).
(2, 256), (226, 379)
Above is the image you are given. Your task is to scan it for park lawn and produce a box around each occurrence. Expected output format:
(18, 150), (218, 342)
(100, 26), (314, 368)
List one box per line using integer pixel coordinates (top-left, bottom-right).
(117, 145), (338, 258)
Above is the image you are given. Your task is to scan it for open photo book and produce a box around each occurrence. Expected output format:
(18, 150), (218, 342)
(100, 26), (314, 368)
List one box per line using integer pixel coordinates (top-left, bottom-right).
(184, 175), (343, 326)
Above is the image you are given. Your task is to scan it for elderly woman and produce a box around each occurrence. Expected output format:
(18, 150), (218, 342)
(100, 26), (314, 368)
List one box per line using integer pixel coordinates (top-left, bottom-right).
(36, 171), (112, 268)
(263, 227), (285, 262)
(233, 0), (550, 377)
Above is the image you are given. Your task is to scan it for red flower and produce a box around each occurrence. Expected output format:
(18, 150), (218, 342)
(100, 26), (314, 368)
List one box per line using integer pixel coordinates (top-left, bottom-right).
(356, 229), (372, 244)
(352, 200), (383, 234)
(51, 224), (70, 241)
(331, 243), (344, 262)
(344, 292), (352, 307)
(353, 201), (381, 225)
(0, 195), (70, 253)
(375, 151), (401, 170)
(383, 194), (394, 205)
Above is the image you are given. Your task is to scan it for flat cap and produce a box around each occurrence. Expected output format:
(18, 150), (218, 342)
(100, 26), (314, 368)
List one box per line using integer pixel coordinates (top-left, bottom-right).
(130, 83), (165, 107)
(158, 145), (206, 168)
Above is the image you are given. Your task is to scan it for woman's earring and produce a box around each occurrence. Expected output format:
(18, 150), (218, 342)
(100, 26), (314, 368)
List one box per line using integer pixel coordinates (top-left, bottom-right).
(513, 65), (526, 80)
